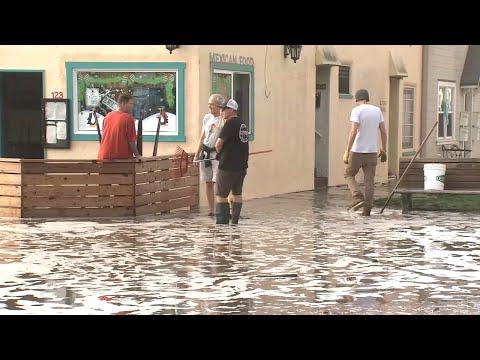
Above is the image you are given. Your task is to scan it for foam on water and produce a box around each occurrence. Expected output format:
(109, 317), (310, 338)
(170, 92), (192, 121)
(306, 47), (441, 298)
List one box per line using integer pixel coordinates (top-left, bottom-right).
(1, 187), (480, 314)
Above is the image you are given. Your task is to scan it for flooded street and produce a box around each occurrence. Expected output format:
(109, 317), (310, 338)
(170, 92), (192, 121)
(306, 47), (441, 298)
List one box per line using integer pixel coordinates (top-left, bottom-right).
(1, 185), (480, 315)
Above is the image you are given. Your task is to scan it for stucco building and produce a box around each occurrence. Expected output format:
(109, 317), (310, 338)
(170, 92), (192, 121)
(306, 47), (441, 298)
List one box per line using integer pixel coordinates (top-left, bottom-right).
(0, 45), (426, 209)
(0, 45), (315, 207)
(421, 45), (480, 159)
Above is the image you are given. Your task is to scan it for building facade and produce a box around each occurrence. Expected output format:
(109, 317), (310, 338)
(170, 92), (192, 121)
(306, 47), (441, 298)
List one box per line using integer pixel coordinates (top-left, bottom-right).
(0, 45), (316, 207)
(421, 45), (480, 159)
(0, 45), (426, 208)
(314, 45), (424, 186)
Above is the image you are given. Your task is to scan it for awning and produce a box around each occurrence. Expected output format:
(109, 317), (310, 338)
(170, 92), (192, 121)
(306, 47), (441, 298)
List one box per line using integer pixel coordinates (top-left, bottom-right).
(315, 45), (341, 66)
(389, 50), (408, 79)
(460, 45), (480, 88)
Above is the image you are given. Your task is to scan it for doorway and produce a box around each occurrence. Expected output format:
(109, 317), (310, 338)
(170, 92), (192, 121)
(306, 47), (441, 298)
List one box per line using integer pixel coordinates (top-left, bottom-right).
(315, 66), (330, 187)
(388, 77), (401, 177)
(0, 72), (44, 158)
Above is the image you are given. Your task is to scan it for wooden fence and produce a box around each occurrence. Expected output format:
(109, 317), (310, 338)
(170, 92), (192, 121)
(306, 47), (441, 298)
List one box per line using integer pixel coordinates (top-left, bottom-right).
(399, 157), (480, 189)
(0, 159), (21, 217)
(0, 155), (198, 218)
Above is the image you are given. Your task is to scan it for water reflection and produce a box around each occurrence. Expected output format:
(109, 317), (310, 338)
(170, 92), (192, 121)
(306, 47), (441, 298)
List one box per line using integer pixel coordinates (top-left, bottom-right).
(1, 187), (480, 314)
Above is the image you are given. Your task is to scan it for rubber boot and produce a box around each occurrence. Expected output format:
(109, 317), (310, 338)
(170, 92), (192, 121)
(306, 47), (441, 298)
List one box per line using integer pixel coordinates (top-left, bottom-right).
(216, 202), (230, 224)
(231, 202), (243, 225)
(360, 206), (371, 217)
(227, 194), (233, 221)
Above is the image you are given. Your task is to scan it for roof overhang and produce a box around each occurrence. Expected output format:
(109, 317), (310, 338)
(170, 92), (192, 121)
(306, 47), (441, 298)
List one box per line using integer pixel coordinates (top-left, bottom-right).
(460, 45), (480, 88)
(389, 50), (408, 79)
(315, 45), (341, 66)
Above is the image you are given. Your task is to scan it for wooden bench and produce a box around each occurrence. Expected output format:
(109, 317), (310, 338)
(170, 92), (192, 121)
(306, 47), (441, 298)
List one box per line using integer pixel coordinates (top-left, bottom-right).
(394, 158), (480, 214)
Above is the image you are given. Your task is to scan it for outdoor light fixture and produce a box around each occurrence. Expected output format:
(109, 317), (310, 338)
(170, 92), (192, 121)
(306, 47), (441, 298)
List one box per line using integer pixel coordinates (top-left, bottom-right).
(284, 45), (303, 63)
(166, 45), (179, 54)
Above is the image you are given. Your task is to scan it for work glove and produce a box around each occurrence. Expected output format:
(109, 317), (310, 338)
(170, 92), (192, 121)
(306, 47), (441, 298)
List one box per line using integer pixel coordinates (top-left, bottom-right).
(378, 149), (387, 163)
(343, 149), (350, 164)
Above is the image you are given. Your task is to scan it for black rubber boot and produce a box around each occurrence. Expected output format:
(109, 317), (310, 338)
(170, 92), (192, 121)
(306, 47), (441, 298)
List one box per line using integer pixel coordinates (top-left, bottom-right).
(216, 202), (230, 224)
(231, 202), (243, 225)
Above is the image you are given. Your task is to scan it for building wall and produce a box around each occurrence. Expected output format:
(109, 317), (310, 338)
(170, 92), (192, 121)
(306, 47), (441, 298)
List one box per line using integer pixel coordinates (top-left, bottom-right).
(422, 45), (469, 157)
(0, 45), (201, 160)
(326, 45), (423, 186)
(465, 87), (480, 158)
(0, 45), (316, 206)
(197, 45), (316, 201)
(1, 45), (428, 205)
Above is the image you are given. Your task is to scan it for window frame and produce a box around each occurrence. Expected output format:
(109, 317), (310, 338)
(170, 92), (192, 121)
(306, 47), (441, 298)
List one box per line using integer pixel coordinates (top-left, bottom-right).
(66, 61), (186, 142)
(437, 80), (456, 142)
(402, 86), (415, 151)
(210, 63), (254, 141)
(338, 65), (351, 96)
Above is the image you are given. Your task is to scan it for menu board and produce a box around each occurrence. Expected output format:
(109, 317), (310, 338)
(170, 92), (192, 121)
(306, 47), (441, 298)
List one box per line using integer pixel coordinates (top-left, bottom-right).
(42, 98), (70, 148)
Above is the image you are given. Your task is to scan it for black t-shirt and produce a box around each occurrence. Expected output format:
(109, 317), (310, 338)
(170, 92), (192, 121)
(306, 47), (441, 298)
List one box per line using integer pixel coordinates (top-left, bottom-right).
(218, 116), (249, 171)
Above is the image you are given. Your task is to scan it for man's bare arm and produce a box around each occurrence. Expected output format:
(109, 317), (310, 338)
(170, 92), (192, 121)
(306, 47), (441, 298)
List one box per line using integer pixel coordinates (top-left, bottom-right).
(215, 138), (224, 154)
(379, 122), (387, 151)
(129, 141), (143, 160)
(347, 122), (359, 151)
(194, 132), (206, 160)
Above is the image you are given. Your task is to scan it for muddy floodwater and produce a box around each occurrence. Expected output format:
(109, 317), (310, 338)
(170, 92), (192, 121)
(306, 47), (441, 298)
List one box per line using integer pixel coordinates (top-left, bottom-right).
(1, 186), (480, 315)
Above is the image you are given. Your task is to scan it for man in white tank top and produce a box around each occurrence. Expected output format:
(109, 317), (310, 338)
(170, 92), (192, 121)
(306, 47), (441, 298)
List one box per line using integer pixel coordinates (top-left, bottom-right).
(194, 94), (225, 216)
(343, 89), (387, 216)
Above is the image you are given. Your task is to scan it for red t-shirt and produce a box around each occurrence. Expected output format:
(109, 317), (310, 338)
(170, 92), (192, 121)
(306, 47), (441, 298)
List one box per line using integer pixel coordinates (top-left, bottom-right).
(97, 111), (137, 160)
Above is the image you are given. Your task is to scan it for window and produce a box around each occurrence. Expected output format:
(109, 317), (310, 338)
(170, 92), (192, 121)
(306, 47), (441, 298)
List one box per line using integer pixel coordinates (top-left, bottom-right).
(437, 81), (456, 140)
(211, 63), (254, 140)
(66, 62), (185, 142)
(339, 66), (350, 95)
(402, 87), (415, 150)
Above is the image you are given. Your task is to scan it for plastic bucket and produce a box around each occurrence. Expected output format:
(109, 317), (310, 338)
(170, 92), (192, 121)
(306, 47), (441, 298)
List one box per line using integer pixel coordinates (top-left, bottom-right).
(424, 163), (446, 190)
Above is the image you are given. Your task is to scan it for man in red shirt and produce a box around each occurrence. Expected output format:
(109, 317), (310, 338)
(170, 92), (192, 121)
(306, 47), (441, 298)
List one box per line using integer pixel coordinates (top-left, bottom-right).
(97, 93), (143, 161)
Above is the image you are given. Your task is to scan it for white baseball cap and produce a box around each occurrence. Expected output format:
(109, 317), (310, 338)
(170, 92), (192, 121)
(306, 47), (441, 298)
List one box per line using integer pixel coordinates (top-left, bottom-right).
(222, 99), (238, 111)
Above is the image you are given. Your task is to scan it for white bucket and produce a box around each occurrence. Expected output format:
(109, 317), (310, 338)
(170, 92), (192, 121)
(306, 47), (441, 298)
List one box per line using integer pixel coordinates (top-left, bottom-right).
(424, 163), (446, 190)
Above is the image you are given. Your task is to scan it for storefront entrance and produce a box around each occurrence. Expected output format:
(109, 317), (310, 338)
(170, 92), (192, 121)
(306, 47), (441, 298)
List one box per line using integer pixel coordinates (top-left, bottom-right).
(0, 71), (44, 158)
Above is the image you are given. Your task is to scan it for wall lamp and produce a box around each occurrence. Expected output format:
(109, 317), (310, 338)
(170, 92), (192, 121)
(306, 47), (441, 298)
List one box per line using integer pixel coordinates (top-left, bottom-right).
(284, 45), (303, 63)
(166, 45), (179, 54)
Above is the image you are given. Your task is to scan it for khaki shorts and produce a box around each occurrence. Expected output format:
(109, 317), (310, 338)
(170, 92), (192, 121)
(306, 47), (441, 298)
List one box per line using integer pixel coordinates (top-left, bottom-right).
(200, 159), (219, 182)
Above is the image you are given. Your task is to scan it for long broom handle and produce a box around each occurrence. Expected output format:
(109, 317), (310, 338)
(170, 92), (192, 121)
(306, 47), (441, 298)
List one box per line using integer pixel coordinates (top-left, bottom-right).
(249, 150), (272, 155)
(153, 117), (161, 157)
(94, 111), (101, 143)
(379, 120), (438, 214)
(193, 150), (273, 162)
(137, 117), (143, 156)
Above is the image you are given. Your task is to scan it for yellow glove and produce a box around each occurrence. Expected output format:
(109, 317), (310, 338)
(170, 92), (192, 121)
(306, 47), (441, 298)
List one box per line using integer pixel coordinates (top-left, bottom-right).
(343, 149), (350, 164)
(378, 149), (387, 163)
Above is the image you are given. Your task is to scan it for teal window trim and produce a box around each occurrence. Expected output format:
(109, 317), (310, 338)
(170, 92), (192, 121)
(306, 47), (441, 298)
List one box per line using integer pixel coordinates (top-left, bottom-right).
(66, 62), (186, 142)
(210, 62), (255, 141)
(0, 69), (45, 72)
(339, 94), (353, 99)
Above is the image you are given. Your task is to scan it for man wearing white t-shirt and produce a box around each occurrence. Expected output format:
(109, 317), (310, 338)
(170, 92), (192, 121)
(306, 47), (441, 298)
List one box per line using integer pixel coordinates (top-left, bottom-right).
(194, 94), (225, 216)
(343, 89), (387, 216)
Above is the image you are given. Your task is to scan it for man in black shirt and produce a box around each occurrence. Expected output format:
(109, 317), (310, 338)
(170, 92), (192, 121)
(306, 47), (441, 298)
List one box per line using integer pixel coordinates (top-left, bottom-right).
(214, 99), (249, 224)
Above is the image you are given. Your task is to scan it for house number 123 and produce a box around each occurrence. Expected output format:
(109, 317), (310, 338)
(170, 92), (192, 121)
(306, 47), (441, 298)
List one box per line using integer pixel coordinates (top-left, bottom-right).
(51, 91), (64, 98)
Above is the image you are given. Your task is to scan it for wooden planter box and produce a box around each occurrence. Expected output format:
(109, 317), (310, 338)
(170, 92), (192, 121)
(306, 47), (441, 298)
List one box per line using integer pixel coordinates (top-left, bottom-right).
(0, 155), (199, 218)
